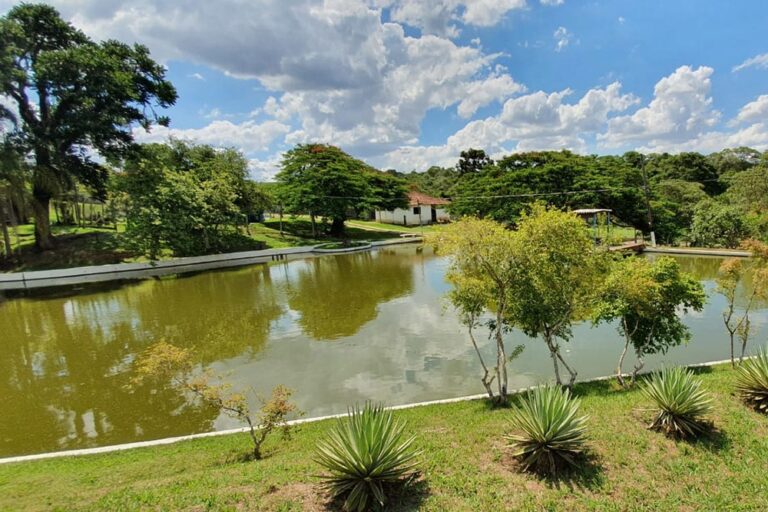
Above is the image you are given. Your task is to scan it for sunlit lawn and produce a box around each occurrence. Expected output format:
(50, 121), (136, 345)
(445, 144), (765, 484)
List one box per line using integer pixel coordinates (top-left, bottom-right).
(1, 364), (766, 511)
(2, 218), (412, 272)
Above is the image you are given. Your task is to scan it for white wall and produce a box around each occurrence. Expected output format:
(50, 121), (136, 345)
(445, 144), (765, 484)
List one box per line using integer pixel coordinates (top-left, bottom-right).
(375, 206), (450, 226)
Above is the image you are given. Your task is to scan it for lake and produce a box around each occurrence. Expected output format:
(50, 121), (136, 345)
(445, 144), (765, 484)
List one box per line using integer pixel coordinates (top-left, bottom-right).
(1, 246), (765, 457)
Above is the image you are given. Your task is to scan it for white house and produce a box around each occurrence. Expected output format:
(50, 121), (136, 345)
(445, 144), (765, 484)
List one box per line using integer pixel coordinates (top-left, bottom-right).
(375, 191), (450, 226)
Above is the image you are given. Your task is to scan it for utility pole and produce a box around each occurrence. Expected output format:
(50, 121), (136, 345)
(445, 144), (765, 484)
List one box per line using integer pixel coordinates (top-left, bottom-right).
(640, 164), (656, 247)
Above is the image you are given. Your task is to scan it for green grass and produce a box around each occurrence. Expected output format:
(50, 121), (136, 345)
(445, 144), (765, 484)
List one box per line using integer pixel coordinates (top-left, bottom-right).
(2, 217), (410, 272)
(1, 365), (766, 511)
(346, 219), (446, 234)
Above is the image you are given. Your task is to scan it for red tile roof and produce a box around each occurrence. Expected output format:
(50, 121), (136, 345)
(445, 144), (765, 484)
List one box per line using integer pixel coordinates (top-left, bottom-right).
(408, 191), (450, 206)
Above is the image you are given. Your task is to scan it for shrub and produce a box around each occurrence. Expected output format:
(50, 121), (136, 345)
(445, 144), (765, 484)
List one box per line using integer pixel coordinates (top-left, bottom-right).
(315, 403), (420, 512)
(506, 385), (589, 475)
(736, 348), (768, 413)
(641, 366), (713, 439)
(132, 341), (299, 459)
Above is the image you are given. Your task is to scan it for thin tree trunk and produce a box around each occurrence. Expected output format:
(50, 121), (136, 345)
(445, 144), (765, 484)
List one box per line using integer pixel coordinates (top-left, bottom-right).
(556, 350), (578, 388)
(310, 213), (316, 237)
(7, 196), (20, 253)
(546, 334), (563, 386)
(631, 354), (645, 386)
(467, 323), (495, 400)
(617, 336), (631, 387)
(724, 307), (736, 367)
(739, 313), (751, 364)
(496, 310), (508, 399)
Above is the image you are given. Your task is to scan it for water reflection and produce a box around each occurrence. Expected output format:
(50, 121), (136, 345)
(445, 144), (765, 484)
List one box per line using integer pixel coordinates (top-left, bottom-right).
(1, 248), (766, 457)
(285, 250), (414, 340)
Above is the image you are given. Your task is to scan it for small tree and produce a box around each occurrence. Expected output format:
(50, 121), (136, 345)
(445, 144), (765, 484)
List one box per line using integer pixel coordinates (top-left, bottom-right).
(717, 241), (768, 365)
(594, 257), (706, 386)
(508, 204), (606, 387)
(430, 217), (524, 403)
(131, 341), (299, 459)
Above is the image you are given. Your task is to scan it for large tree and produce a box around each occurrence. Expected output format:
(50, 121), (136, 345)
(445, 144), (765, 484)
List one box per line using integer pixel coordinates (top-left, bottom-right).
(118, 141), (250, 258)
(0, 4), (177, 250)
(456, 148), (493, 175)
(276, 144), (407, 236)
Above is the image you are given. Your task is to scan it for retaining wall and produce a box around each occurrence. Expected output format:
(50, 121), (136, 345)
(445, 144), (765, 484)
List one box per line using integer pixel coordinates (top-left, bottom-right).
(0, 238), (422, 291)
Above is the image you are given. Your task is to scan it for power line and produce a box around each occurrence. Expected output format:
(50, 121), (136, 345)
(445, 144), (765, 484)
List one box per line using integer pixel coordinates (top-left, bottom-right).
(285, 178), (723, 201)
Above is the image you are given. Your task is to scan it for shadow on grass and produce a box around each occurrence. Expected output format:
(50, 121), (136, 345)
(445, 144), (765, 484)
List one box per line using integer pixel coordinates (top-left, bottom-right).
(323, 475), (431, 512)
(261, 218), (401, 242)
(688, 425), (730, 453)
(534, 452), (605, 492)
(688, 365), (714, 375)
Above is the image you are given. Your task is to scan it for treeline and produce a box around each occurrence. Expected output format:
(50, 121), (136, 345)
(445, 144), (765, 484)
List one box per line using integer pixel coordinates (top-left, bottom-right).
(392, 147), (768, 247)
(3, 5), (767, 260)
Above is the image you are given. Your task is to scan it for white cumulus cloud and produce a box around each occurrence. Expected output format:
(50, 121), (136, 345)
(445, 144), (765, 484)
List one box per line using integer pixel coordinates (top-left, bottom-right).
(600, 65), (720, 149)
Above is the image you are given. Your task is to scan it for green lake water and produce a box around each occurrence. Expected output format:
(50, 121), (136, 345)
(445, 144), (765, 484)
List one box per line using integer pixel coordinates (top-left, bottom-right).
(1, 246), (766, 457)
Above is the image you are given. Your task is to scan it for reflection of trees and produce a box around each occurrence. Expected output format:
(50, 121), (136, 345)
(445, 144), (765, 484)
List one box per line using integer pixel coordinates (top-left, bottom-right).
(664, 254), (767, 308)
(0, 263), (283, 456)
(127, 265), (284, 362)
(661, 255), (722, 281)
(286, 250), (414, 340)
(0, 300), (217, 457)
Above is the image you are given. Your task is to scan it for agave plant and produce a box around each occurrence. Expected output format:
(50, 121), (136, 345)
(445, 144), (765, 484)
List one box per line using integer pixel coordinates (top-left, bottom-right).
(506, 384), (589, 475)
(315, 403), (421, 512)
(641, 366), (713, 439)
(736, 348), (768, 413)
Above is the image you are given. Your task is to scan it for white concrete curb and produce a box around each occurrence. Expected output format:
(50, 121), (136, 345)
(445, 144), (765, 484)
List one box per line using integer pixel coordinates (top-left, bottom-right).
(645, 247), (751, 257)
(0, 238), (423, 291)
(311, 242), (373, 254)
(0, 357), (739, 465)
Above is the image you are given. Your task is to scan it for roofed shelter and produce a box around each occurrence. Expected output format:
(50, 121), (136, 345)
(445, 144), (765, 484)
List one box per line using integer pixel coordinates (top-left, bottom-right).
(375, 191), (450, 226)
(573, 208), (612, 244)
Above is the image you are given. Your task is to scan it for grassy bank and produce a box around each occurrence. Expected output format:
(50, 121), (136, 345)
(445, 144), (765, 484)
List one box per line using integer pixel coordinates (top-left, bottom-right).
(1, 364), (766, 511)
(1, 217), (412, 272)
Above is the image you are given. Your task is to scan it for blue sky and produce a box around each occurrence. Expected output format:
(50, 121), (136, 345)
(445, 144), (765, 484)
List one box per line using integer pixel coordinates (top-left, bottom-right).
(3, 0), (768, 179)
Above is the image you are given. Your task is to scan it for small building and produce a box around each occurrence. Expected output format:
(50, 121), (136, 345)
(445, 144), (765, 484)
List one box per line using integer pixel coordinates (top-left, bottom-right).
(375, 191), (450, 226)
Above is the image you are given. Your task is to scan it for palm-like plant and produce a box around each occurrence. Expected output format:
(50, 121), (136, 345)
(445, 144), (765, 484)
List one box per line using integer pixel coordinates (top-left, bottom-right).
(736, 348), (768, 413)
(506, 385), (589, 475)
(641, 366), (713, 439)
(315, 403), (421, 512)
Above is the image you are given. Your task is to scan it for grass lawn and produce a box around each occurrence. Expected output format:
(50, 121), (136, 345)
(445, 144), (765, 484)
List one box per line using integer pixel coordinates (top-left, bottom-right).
(0, 224), (144, 272)
(2, 217), (410, 272)
(1, 364), (766, 511)
(346, 219), (446, 234)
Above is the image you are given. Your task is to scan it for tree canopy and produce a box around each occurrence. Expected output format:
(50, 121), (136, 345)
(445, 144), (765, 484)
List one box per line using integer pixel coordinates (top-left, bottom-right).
(594, 256), (705, 385)
(0, 3), (176, 249)
(276, 144), (407, 236)
(117, 141), (252, 258)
